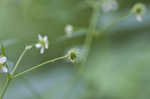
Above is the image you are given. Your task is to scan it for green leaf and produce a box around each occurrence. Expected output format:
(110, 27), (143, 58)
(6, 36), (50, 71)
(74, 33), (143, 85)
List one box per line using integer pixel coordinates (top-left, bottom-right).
(1, 43), (6, 56)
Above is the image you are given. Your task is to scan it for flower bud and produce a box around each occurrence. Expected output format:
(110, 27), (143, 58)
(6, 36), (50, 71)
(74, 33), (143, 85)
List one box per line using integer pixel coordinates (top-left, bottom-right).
(65, 24), (74, 37)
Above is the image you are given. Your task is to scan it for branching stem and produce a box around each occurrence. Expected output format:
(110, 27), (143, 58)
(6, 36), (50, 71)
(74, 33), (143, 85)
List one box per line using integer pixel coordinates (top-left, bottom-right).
(0, 47), (68, 99)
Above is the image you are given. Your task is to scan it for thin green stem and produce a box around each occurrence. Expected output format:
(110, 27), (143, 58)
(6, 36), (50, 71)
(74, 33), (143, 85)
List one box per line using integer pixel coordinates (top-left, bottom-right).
(0, 76), (11, 99)
(13, 55), (68, 78)
(11, 48), (28, 75)
(0, 46), (30, 99)
(64, 4), (101, 99)
(82, 6), (99, 63)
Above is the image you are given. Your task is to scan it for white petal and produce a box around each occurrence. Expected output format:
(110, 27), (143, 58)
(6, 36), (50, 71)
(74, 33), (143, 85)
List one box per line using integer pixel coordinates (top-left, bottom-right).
(35, 43), (41, 48)
(45, 42), (48, 49)
(38, 34), (43, 40)
(0, 56), (7, 64)
(43, 36), (48, 41)
(1, 66), (8, 73)
(136, 15), (142, 22)
(40, 48), (44, 54)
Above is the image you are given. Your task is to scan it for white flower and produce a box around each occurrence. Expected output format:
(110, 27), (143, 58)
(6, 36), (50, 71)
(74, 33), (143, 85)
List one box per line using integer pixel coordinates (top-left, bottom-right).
(67, 48), (79, 63)
(131, 3), (146, 22)
(35, 34), (49, 54)
(0, 56), (8, 73)
(67, 47), (85, 63)
(101, 0), (118, 13)
(65, 24), (73, 37)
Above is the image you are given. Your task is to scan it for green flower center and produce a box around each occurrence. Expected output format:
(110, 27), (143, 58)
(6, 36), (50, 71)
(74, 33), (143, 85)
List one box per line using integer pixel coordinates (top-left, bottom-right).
(39, 40), (46, 48)
(136, 7), (142, 14)
(69, 51), (77, 61)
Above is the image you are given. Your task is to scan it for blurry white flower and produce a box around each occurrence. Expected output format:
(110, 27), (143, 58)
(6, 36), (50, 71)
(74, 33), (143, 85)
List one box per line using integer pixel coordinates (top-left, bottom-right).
(131, 3), (146, 22)
(35, 34), (48, 54)
(65, 24), (73, 37)
(0, 56), (8, 73)
(101, 0), (118, 13)
(67, 47), (85, 63)
(67, 48), (80, 63)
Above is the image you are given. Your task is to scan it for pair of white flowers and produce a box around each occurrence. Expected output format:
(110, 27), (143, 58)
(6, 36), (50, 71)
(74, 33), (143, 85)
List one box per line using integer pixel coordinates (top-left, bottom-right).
(101, 0), (146, 22)
(0, 56), (8, 73)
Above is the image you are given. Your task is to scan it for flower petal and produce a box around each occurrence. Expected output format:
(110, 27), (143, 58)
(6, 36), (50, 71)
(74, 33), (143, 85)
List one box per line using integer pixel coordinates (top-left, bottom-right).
(35, 43), (41, 48)
(38, 34), (43, 41)
(136, 15), (142, 22)
(0, 66), (8, 73)
(40, 48), (44, 54)
(0, 56), (7, 64)
(43, 36), (48, 41)
(45, 42), (48, 49)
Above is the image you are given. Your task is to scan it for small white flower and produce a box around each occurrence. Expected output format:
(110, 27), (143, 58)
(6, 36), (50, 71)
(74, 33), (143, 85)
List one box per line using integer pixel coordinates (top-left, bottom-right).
(66, 47), (85, 63)
(67, 48), (79, 63)
(0, 56), (7, 64)
(101, 0), (118, 13)
(131, 3), (146, 22)
(65, 24), (73, 37)
(35, 34), (49, 54)
(0, 56), (8, 73)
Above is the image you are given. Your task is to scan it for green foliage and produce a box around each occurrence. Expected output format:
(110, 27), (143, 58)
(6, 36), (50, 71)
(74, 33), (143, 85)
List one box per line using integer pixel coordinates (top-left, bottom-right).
(0, 0), (150, 99)
(1, 44), (6, 56)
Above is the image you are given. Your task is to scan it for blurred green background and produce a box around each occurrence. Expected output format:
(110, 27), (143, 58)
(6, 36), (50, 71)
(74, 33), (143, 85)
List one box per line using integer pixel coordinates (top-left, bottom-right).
(0, 0), (150, 99)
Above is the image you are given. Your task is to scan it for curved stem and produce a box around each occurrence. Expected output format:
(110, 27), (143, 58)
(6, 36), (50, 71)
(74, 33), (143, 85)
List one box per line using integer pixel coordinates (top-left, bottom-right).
(13, 55), (68, 79)
(64, 4), (101, 99)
